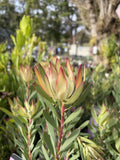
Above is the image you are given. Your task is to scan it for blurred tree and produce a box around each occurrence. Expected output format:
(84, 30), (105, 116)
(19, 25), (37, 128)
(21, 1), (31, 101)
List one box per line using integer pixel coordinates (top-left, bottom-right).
(0, 0), (23, 43)
(70, 0), (120, 44)
(23, 0), (79, 43)
(0, 0), (79, 44)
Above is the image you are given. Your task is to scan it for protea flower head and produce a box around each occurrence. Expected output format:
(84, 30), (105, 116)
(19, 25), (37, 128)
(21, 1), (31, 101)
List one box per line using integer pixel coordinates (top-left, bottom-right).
(9, 98), (38, 118)
(20, 65), (33, 82)
(34, 58), (86, 105)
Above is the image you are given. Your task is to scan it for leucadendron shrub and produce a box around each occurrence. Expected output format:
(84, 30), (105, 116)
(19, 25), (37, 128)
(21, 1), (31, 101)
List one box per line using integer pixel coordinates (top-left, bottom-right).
(90, 104), (120, 159)
(33, 57), (104, 160)
(0, 15), (47, 159)
(0, 57), (105, 160)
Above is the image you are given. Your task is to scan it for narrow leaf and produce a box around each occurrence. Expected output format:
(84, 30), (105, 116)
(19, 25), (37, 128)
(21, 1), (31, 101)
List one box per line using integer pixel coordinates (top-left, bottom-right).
(115, 138), (120, 152)
(18, 126), (27, 143)
(28, 91), (37, 102)
(79, 120), (89, 130)
(65, 82), (85, 105)
(60, 128), (80, 152)
(47, 122), (56, 156)
(42, 145), (50, 160)
(0, 107), (13, 118)
(43, 110), (57, 130)
(43, 132), (54, 156)
(64, 107), (83, 125)
(32, 107), (43, 120)
(91, 107), (98, 124)
(31, 140), (41, 158)
(35, 84), (55, 103)
(73, 82), (92, 107)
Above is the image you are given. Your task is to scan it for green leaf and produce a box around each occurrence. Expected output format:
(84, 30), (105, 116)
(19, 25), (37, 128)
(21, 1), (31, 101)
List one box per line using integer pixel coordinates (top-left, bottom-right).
(103, 135), (115, 143)
(106, 143), (120, 157)
(116, 156), (120, 160)
(13, 116), (24, 127)
(15, 139), (25, 149)
(112, 128), (118, 141)
(47, 122), (56, 156)
(18, 115), (27, 124)
(77, 138), (84, 160)
(43, 110), (57, 130)
(115, 138), (120, 152)
(11, 35), (16, 46)
(107, 118), (118, 129)
(44, 99), (60, 120)
(99, 111), (109, 126)
(31, 128), (37, 137)
(28, 91), (37, 102)
(32, 107), (43, 120)
(25, 25), (31, 38)
(35, 84), (55, 104)
(31, 139), (41, 159)
(91, 107), (98, 124)
(79, 120), (89, 130)
(64, 117), (82, 134)
(42, 145), (50, 160)
(18, 126), (27, 143)
(43, 132), (54, 156)
(16, 30), (25, 50)
(80, 136), (103, 153)
(30, 135), (35, 150)
(69, 154), (79, 160)
(64, 107), (83, 125)
(22, 153), (28, 160)
(65, 82), (85, 105)
(0, 107), (13, 118)
(73, 82), (92, 107)
(22, 148), (29, 160)
(20, 15), (32, 38)
(37, 93), (46, 108)
(60, 128), (80, 152)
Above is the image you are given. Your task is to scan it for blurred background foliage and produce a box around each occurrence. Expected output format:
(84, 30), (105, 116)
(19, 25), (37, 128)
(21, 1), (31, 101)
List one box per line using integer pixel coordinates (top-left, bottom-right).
(0, 0), (120, 46)
(0, 0), (120, 159)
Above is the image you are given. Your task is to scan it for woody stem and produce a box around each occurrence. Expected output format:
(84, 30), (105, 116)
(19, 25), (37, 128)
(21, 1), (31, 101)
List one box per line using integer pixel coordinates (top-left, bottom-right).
(56, 103), (65, 160)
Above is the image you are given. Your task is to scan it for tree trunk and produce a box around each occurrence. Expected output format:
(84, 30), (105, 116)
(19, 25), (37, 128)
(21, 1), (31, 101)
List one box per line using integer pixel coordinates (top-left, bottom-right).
(70, 0), (120, 46)
(86, 0), (97, 37)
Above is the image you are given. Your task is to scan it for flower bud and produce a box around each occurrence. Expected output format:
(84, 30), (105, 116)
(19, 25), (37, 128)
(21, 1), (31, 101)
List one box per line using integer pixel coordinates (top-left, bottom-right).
(20, 65), (33, 82)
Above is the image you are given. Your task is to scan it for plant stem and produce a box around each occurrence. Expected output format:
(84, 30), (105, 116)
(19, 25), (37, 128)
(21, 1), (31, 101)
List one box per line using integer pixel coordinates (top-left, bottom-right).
(27, 83), (30, 101)
(56, 103), (65, 160)
(28, 118), (31, 160)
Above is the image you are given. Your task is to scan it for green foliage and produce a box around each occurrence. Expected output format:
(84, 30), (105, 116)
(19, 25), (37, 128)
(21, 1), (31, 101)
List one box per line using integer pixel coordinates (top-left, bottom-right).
(10, 16), (46, 69)
(0, 0), (79, 44)
(0, 42), (9, 80)
(11, 16), (35, 68)
(87, 63), (114, 106)
(112, 59), (120, 109)
(0, 0), (22, 35)
(80, 49), (120, 159)
(0, 52), (98, 160)
(0, 10), (120, 160)
(77, 136), (104, 160)
(89, 104), (120, 159)
(20, 15), (33, 38)
(0, 132), (13, 160)
(101, 34), (118, 66)
(0, 15), (46, 94)
(0, 116), (16, 160)
(0, 15), (47, 159)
